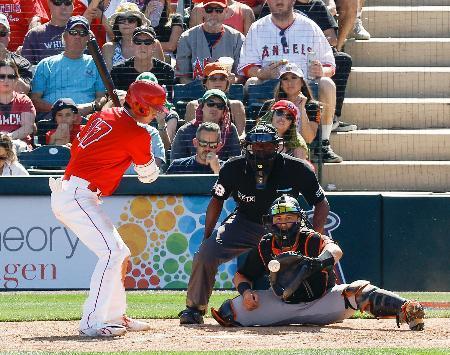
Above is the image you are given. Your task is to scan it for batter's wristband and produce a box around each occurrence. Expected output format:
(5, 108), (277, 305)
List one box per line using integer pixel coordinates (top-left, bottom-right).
(237, 282), (251, 296)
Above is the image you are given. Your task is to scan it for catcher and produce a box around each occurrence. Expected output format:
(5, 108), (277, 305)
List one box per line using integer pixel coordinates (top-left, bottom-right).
(211, 195), (425, 330)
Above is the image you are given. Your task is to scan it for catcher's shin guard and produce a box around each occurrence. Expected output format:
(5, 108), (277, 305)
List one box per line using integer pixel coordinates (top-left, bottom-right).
(342, 280), (425, 331)
(211, 299), (242, 327)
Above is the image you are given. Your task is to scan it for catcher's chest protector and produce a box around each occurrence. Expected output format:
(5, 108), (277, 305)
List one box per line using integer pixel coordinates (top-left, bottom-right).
(259, 233), (335, 303)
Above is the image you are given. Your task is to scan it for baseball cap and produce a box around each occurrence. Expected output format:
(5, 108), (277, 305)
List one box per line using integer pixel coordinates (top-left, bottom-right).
(271, 100), (299, 120)
(65, 16), (90, 32)
(135, 72), (173, 110)
(278, 62), (304, 79)
(203, 62), (229, 78)
(0, 14), (10, 31)
(133, 26), (156, 40)
(51, 98), (79, 119)
(194, 0), (228, 7)
(201, 89), (228, 104)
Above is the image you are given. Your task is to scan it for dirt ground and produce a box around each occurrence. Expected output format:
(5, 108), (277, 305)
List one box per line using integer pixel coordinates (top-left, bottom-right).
(1, 318), (449, 352)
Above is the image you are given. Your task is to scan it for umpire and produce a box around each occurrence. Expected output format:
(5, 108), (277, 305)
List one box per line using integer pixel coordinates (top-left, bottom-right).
(179, 124), (330, 324)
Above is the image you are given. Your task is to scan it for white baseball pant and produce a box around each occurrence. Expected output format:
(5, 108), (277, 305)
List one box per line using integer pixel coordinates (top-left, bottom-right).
(49, 176), (130, 331)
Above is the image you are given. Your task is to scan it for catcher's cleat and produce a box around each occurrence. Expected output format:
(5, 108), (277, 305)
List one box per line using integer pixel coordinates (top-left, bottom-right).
(79, 323), (127, 337)
(179, 307), (204, 325)
(397, 300), (425, 331)
(211, 300), (241, 327)
(116, 315), (151, 331)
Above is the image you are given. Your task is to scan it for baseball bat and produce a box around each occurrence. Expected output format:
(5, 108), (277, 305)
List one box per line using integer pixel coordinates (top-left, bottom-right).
(86, 33), (121, 107)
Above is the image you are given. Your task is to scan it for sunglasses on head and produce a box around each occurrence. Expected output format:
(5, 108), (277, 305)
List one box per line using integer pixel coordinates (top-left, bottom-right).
(0, 74), (17, 80)
(116, 16), (140, 24)
(204, 6), (224, 14)
(51, 0), (73, 6)
(133, 37), (154, 45)
(67, 28), (89, 37)
(205, 101), (226, 110)
(198, 139), (220, 149)
(0, 31), (9, 37)
(274, 109), (294, 121)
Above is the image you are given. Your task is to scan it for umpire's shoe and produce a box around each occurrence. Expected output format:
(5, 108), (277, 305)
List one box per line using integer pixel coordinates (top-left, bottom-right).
(179, 307), (204, 325)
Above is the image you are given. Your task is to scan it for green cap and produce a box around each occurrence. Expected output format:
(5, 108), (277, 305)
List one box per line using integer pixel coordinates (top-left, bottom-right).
(135, 72), (173, 110)
(201, 89), (228, 104)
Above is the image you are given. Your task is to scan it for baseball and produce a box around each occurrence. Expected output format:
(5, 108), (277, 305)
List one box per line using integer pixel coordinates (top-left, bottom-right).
(268, 259), (280, 272)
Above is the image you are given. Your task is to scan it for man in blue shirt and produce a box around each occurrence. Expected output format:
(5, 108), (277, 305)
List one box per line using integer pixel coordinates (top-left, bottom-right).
(166, 122), (223, 174)
(31, 16), (106, 121)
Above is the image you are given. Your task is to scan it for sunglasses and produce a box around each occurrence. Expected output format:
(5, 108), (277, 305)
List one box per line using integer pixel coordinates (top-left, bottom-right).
(198, 140), (220, 149)
(67, 29), (89, 37)
(0, 74), (17, 80)
(0, 31), (9, 37)
(274, 109), (294, 121)
(133, 37), (154, 45)
(204, 7), (224, 14)
(205, 101), (226, 110)
(279, 29), (288, 48)
(51, 0), (73, 6)
(116, 16), (140, 24)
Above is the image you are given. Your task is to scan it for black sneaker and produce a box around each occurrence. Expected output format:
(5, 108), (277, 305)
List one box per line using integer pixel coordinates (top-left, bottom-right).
(179, 307), (204, 325)
(311, 139), (343, 163)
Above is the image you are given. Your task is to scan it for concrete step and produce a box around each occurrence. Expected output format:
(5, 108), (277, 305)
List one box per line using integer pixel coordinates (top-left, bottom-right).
(322, 161), (450, 192)
(341, 98), (450, 129)
(332, 129), (450, 161)
(346, 67), (450, 98)
(360, 6), (450, 38)
(366, 0), (450, 6)
(345, 38), (450, 67)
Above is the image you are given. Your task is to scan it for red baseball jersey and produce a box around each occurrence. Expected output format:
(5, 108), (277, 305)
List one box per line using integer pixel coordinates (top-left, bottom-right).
(65, 107), (153, 196)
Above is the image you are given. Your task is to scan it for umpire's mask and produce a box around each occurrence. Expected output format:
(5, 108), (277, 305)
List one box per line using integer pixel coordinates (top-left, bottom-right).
(244, 124), (282, 189)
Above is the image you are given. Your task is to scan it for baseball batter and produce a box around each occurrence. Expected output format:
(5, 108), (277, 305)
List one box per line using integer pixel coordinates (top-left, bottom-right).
(49, 81), (167, 337)
(211, 195), (425, 331)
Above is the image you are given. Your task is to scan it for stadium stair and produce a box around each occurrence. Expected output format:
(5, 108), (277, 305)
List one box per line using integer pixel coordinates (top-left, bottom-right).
(323, 0), (450, 191)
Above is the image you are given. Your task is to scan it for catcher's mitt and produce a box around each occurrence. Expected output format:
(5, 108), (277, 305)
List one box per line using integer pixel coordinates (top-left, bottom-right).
(269, 251), (322, 302)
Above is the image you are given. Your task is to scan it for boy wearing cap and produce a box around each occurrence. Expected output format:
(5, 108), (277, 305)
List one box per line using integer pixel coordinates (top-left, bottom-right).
(31, 16), (106, 121)
(175, 0), (244, 82)
(46, 98), (83, 145)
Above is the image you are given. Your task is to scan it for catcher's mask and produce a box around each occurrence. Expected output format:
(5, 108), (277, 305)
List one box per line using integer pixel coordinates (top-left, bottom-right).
(262, 194), (305, 249)
(244, 124), (282, 189)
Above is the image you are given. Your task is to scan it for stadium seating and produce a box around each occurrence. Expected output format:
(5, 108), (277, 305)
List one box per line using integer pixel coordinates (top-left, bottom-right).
(19, 145), (71, 174)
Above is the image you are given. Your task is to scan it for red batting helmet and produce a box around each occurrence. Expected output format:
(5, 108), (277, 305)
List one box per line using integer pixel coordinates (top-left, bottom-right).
(125, 80), (168, 119)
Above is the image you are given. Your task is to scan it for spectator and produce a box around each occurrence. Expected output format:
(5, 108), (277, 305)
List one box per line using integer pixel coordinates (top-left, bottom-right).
(102, 2), (162, 71)
(175, 0), (244, 83)
(143, 0), (184, 57)
(0, 133), (28, 175)
(238, 0), (342, 163)
(166, 121), (222, 174)
(170, 89), (240, 162)
(21, 0), (74, 66)
(0, 0), (49, 52)
(31, 16), (106, 121)
(0, 59), (35, 150)
(111, 26), (174, 97)
(258, 63), (319, 146)
(259, 99), (308, 159)
(0, 14), (32, 94)
(46, 98), (83, 145)
(184, 62), (246, 136)
(190, 0), (255, 35)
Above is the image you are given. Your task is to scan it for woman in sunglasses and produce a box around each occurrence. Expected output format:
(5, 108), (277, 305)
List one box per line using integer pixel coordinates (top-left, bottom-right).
(102, 2), (164, 71)
(0, 59), (35, 152)
(0, 134), (28, 176)
(184, 62), (246, 137)
(259, 100), (308, 160)
(170, 89), (240, 162)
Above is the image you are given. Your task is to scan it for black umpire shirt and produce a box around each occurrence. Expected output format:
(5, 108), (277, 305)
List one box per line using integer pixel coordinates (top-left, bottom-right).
(211, 153), (325, 224)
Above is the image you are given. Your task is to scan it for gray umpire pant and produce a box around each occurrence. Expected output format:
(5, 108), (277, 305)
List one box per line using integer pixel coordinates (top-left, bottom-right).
(232, 284), (357, 326)
(186, 213), (266, 312)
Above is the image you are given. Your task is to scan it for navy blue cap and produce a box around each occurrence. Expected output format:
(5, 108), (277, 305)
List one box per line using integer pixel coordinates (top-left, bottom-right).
(65, 16), (90, 32)
(51, 98), (78, 119)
